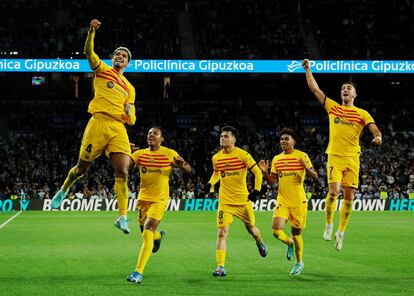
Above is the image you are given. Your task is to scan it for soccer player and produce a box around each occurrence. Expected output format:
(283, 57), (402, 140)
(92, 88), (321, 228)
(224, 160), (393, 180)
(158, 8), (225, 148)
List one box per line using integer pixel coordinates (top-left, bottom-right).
(127, 127), (191, 285)
(205, 126), (267, 277)
(302, 59), (382, 250)
(51, 19), (136, 234)
(259, 128), (318, 275)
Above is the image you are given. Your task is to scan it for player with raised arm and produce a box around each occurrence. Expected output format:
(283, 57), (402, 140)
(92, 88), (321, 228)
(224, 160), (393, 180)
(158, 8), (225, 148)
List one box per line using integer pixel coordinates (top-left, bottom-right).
(302, 59), (382, 250)
(51, 19), (136, 234)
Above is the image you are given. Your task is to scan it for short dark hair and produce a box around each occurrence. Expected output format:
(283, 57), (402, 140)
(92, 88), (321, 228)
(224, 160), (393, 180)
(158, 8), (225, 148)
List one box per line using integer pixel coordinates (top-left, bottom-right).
(221, 125), (239, 139)
(149, 126), (165, 137)
(113, 46), (131, 61)
(279, 128), (297, 141)
(342, 81), (357, 90)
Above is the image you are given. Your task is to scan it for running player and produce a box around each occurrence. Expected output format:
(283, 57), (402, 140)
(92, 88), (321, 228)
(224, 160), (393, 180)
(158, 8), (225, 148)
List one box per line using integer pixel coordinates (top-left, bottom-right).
(127, 127), (191, 284)
(206, 126), (267, 277)
(259, 128), (318, 275)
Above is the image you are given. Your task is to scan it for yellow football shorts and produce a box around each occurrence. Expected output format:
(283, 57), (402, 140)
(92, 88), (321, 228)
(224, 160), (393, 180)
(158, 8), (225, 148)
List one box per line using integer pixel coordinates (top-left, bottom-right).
(273, 201), (308, 229)
(137, 200), (167, 225)
(79, 113), (131, 161)
(217, 202), (255, 228)
(327, 154), (360, 188)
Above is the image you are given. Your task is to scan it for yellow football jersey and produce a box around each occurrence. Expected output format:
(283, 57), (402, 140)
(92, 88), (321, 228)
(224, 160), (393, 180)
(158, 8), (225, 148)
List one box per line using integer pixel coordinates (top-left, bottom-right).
(271, 149), (313, 207)
(87, 58), (136, 125)
(211, 147), (260, 205)
(132, 146), (179, 205)
(84, 31), (136, 125)
(324, 97), (374, 156)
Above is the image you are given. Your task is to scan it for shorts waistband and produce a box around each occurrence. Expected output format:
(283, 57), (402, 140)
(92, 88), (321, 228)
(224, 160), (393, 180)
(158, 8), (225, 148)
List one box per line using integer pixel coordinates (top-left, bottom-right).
(92, 112), (120, 122)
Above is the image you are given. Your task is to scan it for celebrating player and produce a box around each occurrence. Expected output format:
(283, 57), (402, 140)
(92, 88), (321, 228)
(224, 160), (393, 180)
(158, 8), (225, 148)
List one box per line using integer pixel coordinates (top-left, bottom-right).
(259, 128), (318, 275)
(127, 127), (191, 285)
(51, 19), (136, 234)
(206, 125), (267, 277)
(302, 59), (382, 250)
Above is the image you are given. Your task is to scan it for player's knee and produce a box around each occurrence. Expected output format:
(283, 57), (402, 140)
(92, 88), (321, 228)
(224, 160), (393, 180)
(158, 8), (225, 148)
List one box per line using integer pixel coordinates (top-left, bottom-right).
(75, 166), (88, 176)
(115, 169), (128, 179)
(291, 228), (302, 236)
(328, 189), (339, 198)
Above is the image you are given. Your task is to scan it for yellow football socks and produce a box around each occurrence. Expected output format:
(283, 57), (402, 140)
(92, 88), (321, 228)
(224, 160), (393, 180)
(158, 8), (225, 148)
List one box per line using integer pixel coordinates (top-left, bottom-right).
(273, 229), (293, 246)
(153, 231), (161, 241)
(115, 177), (128, 216)
(136, 230), (154, 273)
(325, 194), (337, 225)
(339, 199), (353, 232)
(62, 166), (83, 192)
(292, 235), (304, 262)
(216, 249), (226, 267)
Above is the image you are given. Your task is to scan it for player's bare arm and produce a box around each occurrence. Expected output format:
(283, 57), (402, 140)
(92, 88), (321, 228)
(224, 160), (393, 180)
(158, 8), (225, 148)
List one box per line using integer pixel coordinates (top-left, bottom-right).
(174, 156), (192, 173)
(258, 159), (277, 186)
(368, 123), (382, 145)
(302, 59), (326, 105)
(299, 158), (318, 181)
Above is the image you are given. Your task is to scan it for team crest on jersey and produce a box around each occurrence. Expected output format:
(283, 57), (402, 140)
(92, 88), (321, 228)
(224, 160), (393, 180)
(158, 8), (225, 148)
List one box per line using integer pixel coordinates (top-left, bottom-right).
(220, 171), (226, 178)
(107, 81), (114, 88)
(334, 117), (340, 124)
(141, 167), (147, 174)
(225, 162), (231, 168)
(283, 161), (289, 167)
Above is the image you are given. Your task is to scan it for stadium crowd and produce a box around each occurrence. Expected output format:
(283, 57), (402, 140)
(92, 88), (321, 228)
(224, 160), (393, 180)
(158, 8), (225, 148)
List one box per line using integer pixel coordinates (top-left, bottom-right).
(1, 0), (181, 59)
(2, 0), (413, 60)
(0, 99), (413, 201)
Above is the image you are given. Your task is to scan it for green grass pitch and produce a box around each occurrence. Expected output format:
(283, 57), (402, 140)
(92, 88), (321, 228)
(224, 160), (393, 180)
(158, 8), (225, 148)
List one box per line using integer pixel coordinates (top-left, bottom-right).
(0, 211), (413, 296)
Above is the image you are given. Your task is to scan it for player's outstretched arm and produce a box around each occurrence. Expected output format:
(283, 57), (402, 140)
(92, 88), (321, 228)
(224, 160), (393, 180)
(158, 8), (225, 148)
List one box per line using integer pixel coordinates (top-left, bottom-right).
(302, 59), (326, 105)
(368, 123), (382, 145)
(84, 19), (101, 70)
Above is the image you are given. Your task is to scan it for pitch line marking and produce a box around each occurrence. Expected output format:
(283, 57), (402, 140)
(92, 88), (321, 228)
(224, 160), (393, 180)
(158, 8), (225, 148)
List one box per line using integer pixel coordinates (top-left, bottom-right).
(0, 211), (22, 229)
